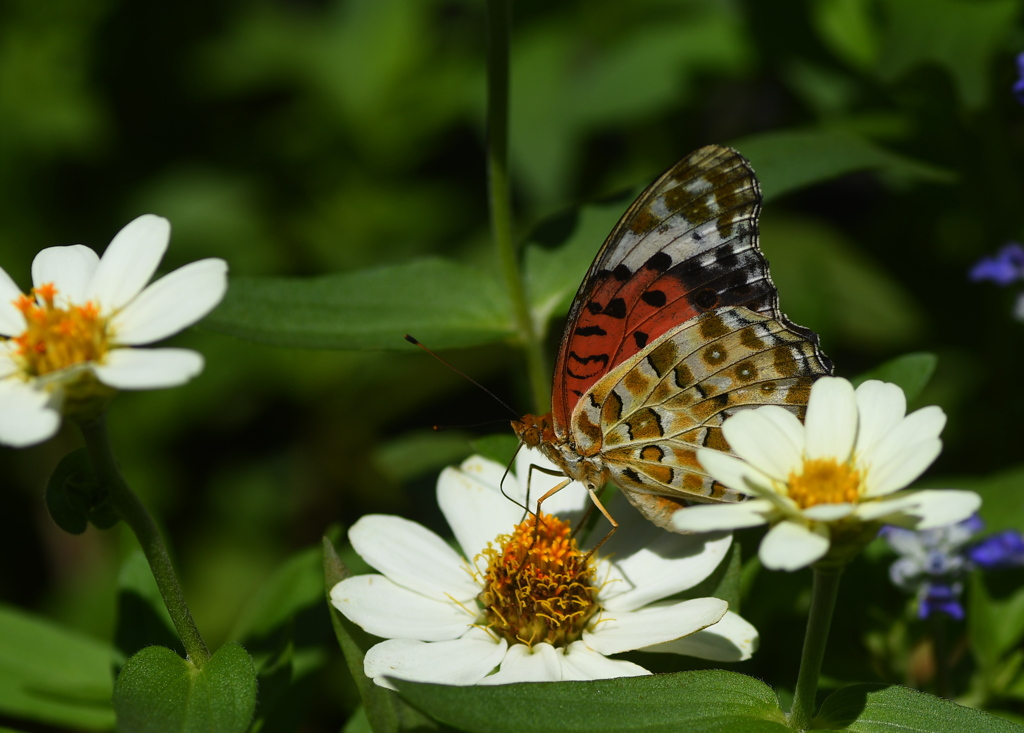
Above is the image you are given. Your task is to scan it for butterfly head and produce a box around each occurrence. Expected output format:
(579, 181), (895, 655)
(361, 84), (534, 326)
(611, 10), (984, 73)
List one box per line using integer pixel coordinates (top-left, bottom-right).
(511, 413), (555, 449)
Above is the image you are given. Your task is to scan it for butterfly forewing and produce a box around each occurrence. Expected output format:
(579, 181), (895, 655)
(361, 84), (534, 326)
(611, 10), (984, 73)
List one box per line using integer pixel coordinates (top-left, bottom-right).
(551, 146), (817, 432)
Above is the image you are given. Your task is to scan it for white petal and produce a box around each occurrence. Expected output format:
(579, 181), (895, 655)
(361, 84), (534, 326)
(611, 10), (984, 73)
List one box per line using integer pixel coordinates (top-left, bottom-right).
(112, 259), (228, 345)
(0, 347), (20, 379)
(855, 490), (981, 529)
(759, 520), (830, 571)
(0, 380), (62, 447)
(560, 641), (650, 680)
(330, 575), (473, 641)
(0, 267), (26, 336)
(861, 405), (945, 497)
(643, 610), (759, 662)
(697, 450), (775, 497)
(92, 347), (203, 389)
(584, 597), (727, 656)
(479, 642), (562, 684)
(363, 629), (507, 689)
(600, 532), (732, 612)
(853, 380), (906, 458)
(31, 245), (99, 305)
(348, 514), (479, 602)
(803, 503), (855, 521)
(437, 461), (524, 561)
(804, 377), (857, 462)
(86, 215), (170, 311)
(671, 501), (774, 532)
(721, 407), (803, 481)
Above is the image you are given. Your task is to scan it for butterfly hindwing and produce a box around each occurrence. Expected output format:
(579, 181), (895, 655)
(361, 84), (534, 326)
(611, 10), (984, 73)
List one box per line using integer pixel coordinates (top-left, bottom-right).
(565, 306), (831, 525)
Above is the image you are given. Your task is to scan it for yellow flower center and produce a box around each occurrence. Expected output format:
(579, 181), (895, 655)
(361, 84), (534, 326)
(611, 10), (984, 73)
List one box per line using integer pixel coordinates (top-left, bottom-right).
(787, 458), (862, 509)
(11, 284), (111, 377)
(476, 513), (599, 648)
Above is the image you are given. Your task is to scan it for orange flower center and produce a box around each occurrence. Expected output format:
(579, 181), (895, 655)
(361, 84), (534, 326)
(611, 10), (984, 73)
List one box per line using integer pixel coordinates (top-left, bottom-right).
(787, 458), (862, 509)
(11, 283), (110, 377)
(476, 512), (598, 648)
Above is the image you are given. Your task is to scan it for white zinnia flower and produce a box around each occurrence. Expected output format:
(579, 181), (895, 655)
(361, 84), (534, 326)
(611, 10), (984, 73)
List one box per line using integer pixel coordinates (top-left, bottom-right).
(672, 377), (981, 572)
(330, 450), (758, 688)
(0, 215), (228, 447)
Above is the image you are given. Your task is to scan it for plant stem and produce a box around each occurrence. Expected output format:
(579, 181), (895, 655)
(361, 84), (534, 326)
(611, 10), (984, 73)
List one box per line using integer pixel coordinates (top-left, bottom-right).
(485, 0), (549, 413)
(789, 565), (843, 730)
(78, 415), (211, 668)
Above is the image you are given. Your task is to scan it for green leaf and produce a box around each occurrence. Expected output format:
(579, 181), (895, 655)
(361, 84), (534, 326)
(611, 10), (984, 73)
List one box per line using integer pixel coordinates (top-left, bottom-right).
(323, 537), (439, 733)
(876, 0), (1018, 109)
(45, 447), (119, 535)
(112, 643), (257, 733)
(0, 604), (115, 731)
(760, 215), (924, 351)
(231, 545), (324, 642)
(471, 433), (521, 469)
(393, 670), (787, 733)
(732, 129), (953, 203)
(374, 430), (474, 484)
(813, 683), (1021, 731)
(969, 570), (1024, 673)
(956, 466), (1024, 536)
(523, 192), (632, 331)
(204, 259), (513, 350)
(852, 353), (938, 403)
(811, 0), (879, 70)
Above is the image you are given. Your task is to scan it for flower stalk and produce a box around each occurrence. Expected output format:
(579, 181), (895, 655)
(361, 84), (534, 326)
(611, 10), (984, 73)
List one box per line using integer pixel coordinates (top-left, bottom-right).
(485, 0), (549, 412)
(788, 565), (843, 730)
(78, 415), (210, 668)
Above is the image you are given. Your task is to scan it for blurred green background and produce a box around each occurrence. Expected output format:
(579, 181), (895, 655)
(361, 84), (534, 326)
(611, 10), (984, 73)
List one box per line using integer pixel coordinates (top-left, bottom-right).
(4, 0), (1024, 729)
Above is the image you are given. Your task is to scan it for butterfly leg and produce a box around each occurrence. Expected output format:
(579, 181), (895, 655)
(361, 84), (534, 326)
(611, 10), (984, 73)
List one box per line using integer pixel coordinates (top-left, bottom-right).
(581, 488), (619, 560)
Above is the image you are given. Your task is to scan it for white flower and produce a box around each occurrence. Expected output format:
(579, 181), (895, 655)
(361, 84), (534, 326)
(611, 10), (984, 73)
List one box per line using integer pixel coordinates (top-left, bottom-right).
(672, 377), (981, 572)
(330, 450), (758, 688)
(0, 215), (228, 446)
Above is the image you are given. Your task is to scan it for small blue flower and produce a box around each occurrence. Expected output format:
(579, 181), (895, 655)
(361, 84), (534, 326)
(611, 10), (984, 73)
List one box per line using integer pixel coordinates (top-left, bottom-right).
(968, 530), (1024, 569)
(881, 515), (1024, 620)
(1014, 52), (1024, 105)
(969, 243), (1024, 286)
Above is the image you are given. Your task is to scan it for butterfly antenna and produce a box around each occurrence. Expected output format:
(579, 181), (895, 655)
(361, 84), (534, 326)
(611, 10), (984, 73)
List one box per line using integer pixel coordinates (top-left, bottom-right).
(498, 441), (530, 515)
(404, 334), (521, 419)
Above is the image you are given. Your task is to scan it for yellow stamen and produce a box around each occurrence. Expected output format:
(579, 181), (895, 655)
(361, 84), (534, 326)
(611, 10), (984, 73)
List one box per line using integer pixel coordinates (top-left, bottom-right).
(11, 284), (111, 378)
(476, 513), (598, 648)
(787, 458), (861, 509)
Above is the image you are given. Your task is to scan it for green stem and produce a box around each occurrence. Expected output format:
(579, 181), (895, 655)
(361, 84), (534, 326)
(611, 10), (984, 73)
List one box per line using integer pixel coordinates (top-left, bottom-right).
(78, 415), (211, 668)
(789, 565), (843, 730)
(485, 0), (549, 413)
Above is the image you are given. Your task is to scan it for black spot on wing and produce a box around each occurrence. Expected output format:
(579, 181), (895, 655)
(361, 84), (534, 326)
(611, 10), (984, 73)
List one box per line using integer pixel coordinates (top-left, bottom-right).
(603, 298), (627, 319)
(568, 351), (610, 367)
(576, 325), (607, 337)
(641, 290), (667, 307)
(645, 251), (672, 272)
(633, 331), (649, 348)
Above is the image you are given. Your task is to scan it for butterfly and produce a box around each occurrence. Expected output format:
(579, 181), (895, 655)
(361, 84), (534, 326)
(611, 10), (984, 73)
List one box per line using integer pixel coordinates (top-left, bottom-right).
(512, 144), (833, 532)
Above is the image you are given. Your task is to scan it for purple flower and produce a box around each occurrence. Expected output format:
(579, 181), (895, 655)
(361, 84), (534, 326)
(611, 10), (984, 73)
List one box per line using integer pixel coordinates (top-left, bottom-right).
(968, 530), (1024, 569)
(1014, 52), (1024, 105)
(969, 243), (1024, 286)
(920, 583), (966, 621)
(881, 515), (1024, 620)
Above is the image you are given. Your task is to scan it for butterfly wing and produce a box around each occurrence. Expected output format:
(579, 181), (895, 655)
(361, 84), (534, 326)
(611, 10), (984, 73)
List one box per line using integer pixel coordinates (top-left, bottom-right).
(550, 145), (829, 435)
(568, 306), (831, 528)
